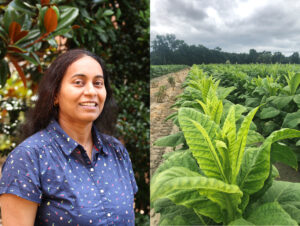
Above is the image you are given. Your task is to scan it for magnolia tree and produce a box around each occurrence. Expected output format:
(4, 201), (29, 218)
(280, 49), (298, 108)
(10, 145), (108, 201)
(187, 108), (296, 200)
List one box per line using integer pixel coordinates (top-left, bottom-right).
(0, 0), (150, 222)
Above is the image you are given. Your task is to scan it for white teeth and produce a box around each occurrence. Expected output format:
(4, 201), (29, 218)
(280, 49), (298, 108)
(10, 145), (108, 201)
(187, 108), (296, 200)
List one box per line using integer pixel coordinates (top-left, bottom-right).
(80, 103), (96, 106)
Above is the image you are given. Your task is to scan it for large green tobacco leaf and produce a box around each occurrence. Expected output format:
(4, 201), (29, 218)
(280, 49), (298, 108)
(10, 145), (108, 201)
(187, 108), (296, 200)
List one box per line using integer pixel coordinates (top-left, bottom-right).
(256, 181), (300, 224)
(178, 107), (225, 181)
(216, 86), (236, 100)
(246, 202), (297, 225)
(293, 94), (300, 108)
(184, 87), (203, 100)
(271, 142), (298, 169)
(151, 167), (243, 223)
(229, 217), (254, 225)
(282, 110), (300, 129)
(153, 150), (202, 177)
(153, 199), (207, 225)
(231, 106), (259, 184)
(288, 72), (300, 95)
(259, 106), (280, 119)
(237, 147), (269, 195)
(246, 130), (264, 146)
(267, 95), (294, 109)
(221, 106), (236, 182)
(154, 132), (185, 147)
(237, 128), (300, 195)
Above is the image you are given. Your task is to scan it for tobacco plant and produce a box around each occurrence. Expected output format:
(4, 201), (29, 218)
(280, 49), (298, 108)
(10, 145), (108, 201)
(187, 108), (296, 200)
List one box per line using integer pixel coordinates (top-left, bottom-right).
(151, 65), (300, 225)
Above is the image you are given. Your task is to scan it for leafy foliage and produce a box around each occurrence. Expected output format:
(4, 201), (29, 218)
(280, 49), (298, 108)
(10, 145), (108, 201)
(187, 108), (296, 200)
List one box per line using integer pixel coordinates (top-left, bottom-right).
(151, 34), (300, 64)
(150, 64), (189, 79)
(151, 65), (300, 225)
(1, 0), (149, 220)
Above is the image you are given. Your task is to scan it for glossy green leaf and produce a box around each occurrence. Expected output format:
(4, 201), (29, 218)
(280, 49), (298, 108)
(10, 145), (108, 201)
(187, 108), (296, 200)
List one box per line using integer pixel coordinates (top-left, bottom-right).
(8, 0), (34, 15)
(0, 59), (9, 87)
(56, 7), (79, 31)
(49, 27), (72, 38)
(259, 106), (280, 119)
(116, 8), (121, 19)
(0, 26), (8, 41)
(103, 9), (114, 17)
(3, 7), (25, 32)
(16, 29), (40, 45)
(16, 53), (39, 65)
(99, 33), (108, 43)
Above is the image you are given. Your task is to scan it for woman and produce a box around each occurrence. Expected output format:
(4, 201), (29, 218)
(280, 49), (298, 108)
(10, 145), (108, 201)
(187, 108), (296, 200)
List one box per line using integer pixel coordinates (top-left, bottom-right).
(0, 49), (138, 225)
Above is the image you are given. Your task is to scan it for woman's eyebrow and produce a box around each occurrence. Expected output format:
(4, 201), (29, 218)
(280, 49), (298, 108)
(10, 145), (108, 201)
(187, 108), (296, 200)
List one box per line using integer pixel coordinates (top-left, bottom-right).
(71, 74), (104, 78)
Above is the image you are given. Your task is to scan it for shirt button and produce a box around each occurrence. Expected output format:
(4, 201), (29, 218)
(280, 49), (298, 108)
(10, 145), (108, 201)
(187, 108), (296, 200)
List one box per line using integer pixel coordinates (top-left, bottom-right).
(90, 168), (94, 172)
(107, 213), (111, 217)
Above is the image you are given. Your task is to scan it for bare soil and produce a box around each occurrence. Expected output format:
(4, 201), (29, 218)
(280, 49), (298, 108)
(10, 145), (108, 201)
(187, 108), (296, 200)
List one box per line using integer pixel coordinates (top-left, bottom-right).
(150, 68), (189, 225)
(150, 68), (189, 177)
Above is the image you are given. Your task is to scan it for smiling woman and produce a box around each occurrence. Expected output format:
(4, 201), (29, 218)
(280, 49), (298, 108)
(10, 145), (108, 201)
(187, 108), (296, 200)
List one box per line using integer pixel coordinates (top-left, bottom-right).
(0, 49), (138, 225)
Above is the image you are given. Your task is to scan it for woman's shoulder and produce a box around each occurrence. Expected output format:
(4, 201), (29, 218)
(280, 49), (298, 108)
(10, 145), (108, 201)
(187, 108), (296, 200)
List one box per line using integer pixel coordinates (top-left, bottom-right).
(17, 129), (51, 150)
(100, 133), (123, 146)
(7, 128), (51, 160)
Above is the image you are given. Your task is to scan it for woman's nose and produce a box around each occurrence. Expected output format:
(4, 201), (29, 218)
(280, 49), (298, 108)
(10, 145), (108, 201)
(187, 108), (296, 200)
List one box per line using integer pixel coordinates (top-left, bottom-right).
(84, 82), (96, 95)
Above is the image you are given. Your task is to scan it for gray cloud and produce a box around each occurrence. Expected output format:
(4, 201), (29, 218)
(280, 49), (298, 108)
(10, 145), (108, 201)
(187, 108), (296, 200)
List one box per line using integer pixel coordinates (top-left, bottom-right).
(151, 0), (300, 56)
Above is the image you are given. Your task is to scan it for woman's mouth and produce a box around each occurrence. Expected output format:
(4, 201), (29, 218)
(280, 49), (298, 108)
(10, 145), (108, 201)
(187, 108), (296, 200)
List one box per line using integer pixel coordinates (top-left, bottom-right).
(79, 102), (98, 107)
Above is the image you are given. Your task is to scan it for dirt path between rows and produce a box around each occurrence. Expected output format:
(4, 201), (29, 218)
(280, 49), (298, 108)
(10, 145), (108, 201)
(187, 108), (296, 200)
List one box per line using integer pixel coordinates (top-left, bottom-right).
(150, 68), (189, 176)
(150, 68), (189, 225)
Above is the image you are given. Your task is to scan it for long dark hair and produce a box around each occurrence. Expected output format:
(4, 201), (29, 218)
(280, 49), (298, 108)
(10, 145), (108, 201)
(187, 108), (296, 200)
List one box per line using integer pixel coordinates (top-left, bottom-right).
(22, 49), (117, 139)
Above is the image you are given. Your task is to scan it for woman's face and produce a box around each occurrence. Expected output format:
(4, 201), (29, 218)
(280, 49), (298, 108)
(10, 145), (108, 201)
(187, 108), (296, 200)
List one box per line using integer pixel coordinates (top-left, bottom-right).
(55, 55), (107, 124)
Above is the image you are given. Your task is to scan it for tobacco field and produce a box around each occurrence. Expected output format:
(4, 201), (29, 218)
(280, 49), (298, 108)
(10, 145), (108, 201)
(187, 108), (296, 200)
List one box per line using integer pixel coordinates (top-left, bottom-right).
(151, 64), (300, 225)
(150, 65), (189, 79)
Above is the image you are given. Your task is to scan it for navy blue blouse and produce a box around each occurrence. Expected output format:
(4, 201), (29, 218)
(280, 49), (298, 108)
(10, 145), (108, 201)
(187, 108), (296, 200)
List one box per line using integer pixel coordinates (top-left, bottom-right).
(0, 120), (138, 225)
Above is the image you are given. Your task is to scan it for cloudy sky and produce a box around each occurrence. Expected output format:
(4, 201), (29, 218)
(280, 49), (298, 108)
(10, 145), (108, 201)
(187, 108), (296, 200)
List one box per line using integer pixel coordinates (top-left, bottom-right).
(151, 0), (300, 56)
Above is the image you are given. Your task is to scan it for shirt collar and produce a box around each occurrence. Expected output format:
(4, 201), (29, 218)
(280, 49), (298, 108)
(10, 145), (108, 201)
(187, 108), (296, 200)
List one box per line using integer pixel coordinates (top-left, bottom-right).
(46, 119), (108, 156)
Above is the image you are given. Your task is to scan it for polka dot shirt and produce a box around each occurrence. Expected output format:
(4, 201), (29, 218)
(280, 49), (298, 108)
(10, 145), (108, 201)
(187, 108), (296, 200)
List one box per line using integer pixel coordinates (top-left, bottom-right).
(0, 120), (138, 225)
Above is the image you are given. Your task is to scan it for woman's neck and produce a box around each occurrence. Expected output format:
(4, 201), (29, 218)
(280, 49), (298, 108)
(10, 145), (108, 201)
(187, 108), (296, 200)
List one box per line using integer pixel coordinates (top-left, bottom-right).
(58, 117), (94, 160)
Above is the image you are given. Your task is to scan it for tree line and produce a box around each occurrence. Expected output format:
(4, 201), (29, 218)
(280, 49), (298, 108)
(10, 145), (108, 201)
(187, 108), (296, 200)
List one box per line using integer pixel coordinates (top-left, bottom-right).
(151, 34), (300, 65)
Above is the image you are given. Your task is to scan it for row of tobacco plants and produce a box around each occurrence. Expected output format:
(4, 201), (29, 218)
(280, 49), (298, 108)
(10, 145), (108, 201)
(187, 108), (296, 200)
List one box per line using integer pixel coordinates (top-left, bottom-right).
(198, 64), (300, 160)
(151, 65), (300, 225)
(150, 64), (189, 79)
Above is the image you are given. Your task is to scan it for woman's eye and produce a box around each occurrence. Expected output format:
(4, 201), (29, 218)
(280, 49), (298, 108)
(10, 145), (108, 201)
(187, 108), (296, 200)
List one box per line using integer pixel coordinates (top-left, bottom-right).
(94, 81), (104, 86)
(74, 80), (84, 85)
